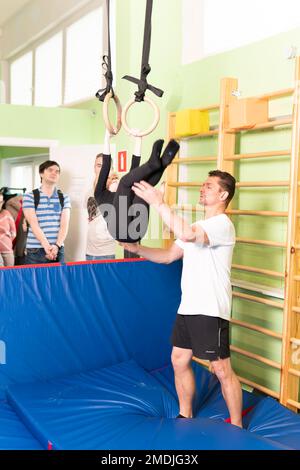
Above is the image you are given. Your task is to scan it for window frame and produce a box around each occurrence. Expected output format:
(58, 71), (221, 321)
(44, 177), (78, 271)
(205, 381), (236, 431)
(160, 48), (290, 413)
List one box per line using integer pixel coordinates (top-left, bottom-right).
(7, 0), (107, 107)
(2, 154), (50, 192)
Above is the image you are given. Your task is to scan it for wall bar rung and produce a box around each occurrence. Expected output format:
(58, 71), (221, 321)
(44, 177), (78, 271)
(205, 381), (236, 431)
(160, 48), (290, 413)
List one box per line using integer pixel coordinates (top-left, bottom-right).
(233, 291), (284, 309)
(287, 399), (300, 410)
(236, 375), (280, 399)
(289, 368), (300, 378)
(231, 318), (282, 339)
(236, 237), (286, 248)
(184, 129), (219, 139)
(172, 208), (288, 217)
(230, 345), (281, 369)
(226, 117), (293, 133)
(169, 182), (202, 188)
(252, 88), (294, 100)
(224, 150), (290, 161)
(292, 307), (300, 314)
(236, 181), (289, 188)
(197, 104), (220, 112)
(227, 210), (288, 217)
(290, 337), (300, 346)
(172, 156), (217, 164)
(232, 264), (284, 278)
(169, 181), (289, 189)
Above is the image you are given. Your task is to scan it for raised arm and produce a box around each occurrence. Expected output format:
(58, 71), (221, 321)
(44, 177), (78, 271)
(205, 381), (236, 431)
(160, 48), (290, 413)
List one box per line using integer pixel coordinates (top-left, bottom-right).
(132, 181), (209, 244)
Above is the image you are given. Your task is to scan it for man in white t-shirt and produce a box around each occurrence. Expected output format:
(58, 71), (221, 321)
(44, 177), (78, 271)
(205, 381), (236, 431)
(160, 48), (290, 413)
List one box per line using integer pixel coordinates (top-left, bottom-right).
(121, 170), (242, 428)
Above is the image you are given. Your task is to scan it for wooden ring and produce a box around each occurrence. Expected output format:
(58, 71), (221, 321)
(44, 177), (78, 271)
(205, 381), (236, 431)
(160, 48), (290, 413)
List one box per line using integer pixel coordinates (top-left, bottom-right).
(121, 96), (160, 137)
(103, 92), (122, 135)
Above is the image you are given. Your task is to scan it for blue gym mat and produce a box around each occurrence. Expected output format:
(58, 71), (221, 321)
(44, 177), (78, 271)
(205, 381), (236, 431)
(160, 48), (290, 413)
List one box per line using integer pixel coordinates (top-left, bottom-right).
(5, 360), (293, 450)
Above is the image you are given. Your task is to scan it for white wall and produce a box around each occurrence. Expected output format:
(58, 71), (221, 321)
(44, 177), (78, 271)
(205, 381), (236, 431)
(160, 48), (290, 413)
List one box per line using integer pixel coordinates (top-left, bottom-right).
(51, 144), (115, 262)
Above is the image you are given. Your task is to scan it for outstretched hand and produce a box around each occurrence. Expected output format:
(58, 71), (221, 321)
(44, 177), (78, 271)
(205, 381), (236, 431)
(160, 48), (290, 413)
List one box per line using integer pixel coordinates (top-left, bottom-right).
(132, 181), (164, 207)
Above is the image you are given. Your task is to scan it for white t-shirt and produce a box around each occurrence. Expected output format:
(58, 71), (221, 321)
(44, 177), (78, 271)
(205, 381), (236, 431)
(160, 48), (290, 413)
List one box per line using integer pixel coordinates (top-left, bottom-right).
(86, 194), (116, 257)
(175, 214), (235, 321)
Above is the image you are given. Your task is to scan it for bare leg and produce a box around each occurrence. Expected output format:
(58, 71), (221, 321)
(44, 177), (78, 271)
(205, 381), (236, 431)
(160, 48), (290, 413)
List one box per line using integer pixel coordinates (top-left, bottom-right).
(171, 347), (194, 418)
(211, 357), (243, 427)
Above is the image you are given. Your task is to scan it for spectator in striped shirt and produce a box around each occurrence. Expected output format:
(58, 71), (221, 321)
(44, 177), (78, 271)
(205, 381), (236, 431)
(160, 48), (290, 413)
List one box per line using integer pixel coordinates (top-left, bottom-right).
(23, 161), (71, 265)
(0, 191), (16, 267)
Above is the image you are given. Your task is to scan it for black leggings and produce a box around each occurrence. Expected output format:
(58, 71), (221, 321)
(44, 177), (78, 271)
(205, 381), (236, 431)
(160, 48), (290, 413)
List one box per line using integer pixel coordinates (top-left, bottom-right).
(95, 139), (179, 242)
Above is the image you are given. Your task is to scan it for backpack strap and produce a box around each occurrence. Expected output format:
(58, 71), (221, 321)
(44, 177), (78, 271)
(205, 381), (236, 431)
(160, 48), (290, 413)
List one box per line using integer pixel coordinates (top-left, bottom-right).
(32, 188), (64, 210)
(32, 188), (40, 210)
(57, 189), (65, 209)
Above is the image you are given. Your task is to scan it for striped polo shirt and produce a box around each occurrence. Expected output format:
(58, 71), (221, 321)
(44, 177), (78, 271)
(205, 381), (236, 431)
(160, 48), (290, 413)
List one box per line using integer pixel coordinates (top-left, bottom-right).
(23, 188), (71, 249)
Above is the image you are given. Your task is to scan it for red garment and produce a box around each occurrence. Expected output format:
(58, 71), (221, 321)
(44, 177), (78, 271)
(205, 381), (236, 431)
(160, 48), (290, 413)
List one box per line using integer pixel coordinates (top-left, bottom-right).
(0, 209), (16, 253)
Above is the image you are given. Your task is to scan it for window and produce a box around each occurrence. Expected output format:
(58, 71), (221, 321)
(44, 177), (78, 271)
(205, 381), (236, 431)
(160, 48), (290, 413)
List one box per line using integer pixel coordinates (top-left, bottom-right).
(10, 52), (33, 105)
(182, 0), (300, 63)
(35, 33), (63, 107)
(9, 5), (105, 107)
(3, 156), (49, 193)
(10, 164), (33, 190)
(64, 8), (103, 104)
(203, 0), (300, 56)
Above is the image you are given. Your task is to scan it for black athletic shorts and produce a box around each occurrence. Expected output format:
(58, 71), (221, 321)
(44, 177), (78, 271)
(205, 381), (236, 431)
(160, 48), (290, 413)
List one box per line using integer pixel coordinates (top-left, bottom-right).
(171, 314), (230, 361)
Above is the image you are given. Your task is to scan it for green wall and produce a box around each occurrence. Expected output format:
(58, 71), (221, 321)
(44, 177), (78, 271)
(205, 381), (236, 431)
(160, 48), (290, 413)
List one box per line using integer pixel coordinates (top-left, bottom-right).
(0, 104), (98, 144)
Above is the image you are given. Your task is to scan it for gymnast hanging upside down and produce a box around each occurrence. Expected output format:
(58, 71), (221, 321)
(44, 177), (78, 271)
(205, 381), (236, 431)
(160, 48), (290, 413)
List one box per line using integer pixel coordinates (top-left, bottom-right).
(94, 138), (180, 243)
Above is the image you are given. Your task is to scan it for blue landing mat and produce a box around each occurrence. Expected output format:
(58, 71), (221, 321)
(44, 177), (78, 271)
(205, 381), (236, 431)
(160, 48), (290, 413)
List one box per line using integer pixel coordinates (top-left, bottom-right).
(0, 400), (42, 450)
(6, 360), (291, 450)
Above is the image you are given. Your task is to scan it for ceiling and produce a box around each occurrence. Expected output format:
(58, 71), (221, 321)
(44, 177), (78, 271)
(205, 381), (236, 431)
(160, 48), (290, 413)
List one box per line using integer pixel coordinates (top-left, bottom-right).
(0, 0), (32, 27)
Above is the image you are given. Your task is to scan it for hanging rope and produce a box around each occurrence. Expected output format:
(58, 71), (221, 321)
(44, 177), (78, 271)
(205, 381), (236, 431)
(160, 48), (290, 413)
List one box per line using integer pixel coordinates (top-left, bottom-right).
(122, 0), (164, 102)
(95, 0), (114, 102)
(95, 0), (121, 135)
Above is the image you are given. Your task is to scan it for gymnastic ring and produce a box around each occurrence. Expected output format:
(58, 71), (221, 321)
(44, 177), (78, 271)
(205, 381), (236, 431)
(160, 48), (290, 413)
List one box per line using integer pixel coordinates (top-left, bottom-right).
(121, 97), (160, 137)
(103, 92), (122, 135)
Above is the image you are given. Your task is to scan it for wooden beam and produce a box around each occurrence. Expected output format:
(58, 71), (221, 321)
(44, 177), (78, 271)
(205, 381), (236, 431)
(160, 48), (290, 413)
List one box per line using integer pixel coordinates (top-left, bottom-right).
(280, 57), (300, 408)
(286, 399), (300, 410)
(288, 368), (300, 378)
(251, 88), (294, 101)
(227, 209), (288, 217)
(224, 150), (290, 161)
(236, 375), (280, 399)
(226, 117), (292, 133)
(233, 291), (284, 309)
(231, 318), (282, 339)
(172, 156), (217, 164)
(169, 181), (289, 188)
(236, 237), (286, 248)
(232, 264), (284, 278)
(230, 345), (281, 369)
(163, 112), (178, 248)
(183, 129), (219, 140)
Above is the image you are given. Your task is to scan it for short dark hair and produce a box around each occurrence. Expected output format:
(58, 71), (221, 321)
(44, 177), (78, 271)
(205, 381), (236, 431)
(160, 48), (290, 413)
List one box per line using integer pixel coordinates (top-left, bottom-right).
(208, 170), (236, 207)
(95, 153), (103, 160)
(39, 160), (60, 175)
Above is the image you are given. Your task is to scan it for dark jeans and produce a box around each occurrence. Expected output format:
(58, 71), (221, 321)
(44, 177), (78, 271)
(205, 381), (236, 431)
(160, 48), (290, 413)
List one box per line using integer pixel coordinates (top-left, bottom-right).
(25, 247), (65, 265)
(86, 254), (116, 261)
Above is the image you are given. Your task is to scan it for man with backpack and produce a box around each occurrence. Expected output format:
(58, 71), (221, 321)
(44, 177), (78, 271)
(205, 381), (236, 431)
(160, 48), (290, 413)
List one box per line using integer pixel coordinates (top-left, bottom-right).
(23, 161), (71, 265)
